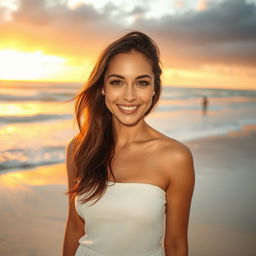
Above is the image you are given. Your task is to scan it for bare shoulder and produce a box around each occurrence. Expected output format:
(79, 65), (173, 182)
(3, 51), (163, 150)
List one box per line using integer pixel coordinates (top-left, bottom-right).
(66, 135), (80, 162)
(66, 135), (78, 153)
(159, 135), (195, 251)
(65, 136), (79, 189)
(154, 134), (195, 188)
(160, 136), (193, 165)
(152, 130), (193, 159)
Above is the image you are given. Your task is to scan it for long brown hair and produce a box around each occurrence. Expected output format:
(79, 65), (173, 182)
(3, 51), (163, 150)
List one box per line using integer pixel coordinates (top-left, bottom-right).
(66, 31), (162, 206)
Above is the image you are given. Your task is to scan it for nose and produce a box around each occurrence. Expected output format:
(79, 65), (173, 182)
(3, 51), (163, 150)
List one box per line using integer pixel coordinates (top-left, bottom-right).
(123, 84), (137, 102)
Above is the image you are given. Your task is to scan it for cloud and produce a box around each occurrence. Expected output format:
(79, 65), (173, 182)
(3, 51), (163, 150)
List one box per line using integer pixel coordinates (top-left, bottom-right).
(1, 0), (256, 70)
(133, 0), (256, 68)
(128, 6), (146, 17)
(196, 0), (208, 11)
(13, 0), (53, 25)
(1, 0), (124, 57)
(0, 5), (13, 23)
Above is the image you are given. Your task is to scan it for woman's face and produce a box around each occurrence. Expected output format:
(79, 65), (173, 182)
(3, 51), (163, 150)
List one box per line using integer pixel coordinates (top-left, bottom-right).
(103, 50), (155, 126)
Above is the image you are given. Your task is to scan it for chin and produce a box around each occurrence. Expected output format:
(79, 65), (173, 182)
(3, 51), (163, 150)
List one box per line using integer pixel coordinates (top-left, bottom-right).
(112, 114), (144, 127)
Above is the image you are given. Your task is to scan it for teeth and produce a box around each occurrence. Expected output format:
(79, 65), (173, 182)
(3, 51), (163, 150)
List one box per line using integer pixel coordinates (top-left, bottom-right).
(119, 105), (138, 111)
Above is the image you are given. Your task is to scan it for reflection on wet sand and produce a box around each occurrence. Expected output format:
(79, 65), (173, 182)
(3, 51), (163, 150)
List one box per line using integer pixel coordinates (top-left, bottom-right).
(0, 163), (66, 188)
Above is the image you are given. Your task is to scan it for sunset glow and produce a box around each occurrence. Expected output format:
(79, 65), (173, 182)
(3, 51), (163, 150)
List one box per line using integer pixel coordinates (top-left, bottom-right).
(0, 0), (255, 89)
(0, 49), (67, 80)
(0, 49), (91, 81)
(0, 48), (94, 82)
(0, 47), (254, 89)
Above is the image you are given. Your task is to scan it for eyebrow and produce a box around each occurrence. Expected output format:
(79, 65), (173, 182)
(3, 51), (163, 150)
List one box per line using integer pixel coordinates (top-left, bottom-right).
(107, 74), (152, 80)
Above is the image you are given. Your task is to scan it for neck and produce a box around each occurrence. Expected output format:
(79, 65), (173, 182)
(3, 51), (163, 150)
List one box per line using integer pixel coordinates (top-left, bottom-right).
(112, 118), (149, 147)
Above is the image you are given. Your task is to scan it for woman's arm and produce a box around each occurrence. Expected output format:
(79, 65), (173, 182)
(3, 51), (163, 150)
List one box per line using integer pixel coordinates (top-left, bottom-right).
(63, 138), (85, 256)
(163, 144), (195, 256)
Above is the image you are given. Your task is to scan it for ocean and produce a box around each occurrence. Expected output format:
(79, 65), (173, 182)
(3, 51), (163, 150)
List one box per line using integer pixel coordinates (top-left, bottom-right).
(1, 80), (256, 172)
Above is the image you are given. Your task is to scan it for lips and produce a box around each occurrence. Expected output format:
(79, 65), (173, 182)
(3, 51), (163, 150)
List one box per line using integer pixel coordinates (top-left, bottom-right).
(117, 104), (140, 107)
(117, 104), (140, 114)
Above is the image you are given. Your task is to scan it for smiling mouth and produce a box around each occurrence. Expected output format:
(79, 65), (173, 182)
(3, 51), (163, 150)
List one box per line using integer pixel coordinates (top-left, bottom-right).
(117, 104), (140, 113)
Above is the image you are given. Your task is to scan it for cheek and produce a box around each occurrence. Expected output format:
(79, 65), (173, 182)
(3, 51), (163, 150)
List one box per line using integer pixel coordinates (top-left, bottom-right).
(107, 89), (120, 97)
(104, 88), (121, 103)
(137, 90), (153, 101)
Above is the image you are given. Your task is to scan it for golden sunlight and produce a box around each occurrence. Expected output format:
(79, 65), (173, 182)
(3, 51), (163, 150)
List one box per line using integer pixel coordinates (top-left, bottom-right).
(162, 67), (256, 90)
(0, 163), (66, 188)
(0, 49), (91, 82)
(0, 103), (40, 116)
(0, 49), (65, 80)
(0, 49), (254, 89)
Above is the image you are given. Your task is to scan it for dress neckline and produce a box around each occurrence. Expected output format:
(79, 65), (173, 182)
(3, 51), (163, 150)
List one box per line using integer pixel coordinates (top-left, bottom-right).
(106, 181), (166, 195)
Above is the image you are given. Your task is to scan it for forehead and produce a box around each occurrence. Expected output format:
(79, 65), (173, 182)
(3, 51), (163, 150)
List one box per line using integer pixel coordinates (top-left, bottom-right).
(106, 51), (153, 75)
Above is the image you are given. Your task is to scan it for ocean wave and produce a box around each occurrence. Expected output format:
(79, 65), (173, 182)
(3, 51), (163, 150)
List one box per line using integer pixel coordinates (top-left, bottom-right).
(0, 92), (75, 102)
(0, 146), (65, 172)
(0, 159), (63, 172)
(0, 113), (73, 124)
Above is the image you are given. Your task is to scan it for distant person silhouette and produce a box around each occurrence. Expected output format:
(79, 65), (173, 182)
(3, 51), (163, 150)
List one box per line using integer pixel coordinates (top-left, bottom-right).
(202, 95), (208, 115)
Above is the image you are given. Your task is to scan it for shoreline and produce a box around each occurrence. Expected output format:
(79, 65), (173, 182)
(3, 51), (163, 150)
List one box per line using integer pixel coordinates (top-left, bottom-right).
(0, 124), (255, 255)
(1, 123), (256, 176)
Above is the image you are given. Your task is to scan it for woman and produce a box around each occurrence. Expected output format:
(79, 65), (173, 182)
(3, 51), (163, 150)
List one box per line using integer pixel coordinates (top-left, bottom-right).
(63, 31), (195, 256)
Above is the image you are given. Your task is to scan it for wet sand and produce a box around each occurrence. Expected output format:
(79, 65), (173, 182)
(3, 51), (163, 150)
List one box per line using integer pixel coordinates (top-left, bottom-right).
(185, 125), (256, 256)
(0, 163), (67, 256)
(0, 125), (255, 256)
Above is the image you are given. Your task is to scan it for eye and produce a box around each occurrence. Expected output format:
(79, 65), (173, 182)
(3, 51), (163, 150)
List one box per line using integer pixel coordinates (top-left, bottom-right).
(138, 80), (150, 86)
(110, 80), (123, 85)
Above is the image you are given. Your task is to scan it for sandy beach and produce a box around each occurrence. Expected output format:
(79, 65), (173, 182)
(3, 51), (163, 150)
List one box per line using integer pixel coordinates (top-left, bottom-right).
(185, 125), (256, 256)
(0, 125), (255, 256)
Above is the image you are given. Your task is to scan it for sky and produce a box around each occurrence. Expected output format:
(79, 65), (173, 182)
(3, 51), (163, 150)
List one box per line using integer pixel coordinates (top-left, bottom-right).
(0, 0), (256, 89)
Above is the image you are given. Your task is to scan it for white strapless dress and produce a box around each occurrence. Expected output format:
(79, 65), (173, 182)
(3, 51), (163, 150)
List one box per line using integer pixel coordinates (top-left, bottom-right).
(74, 181), (167, 256)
